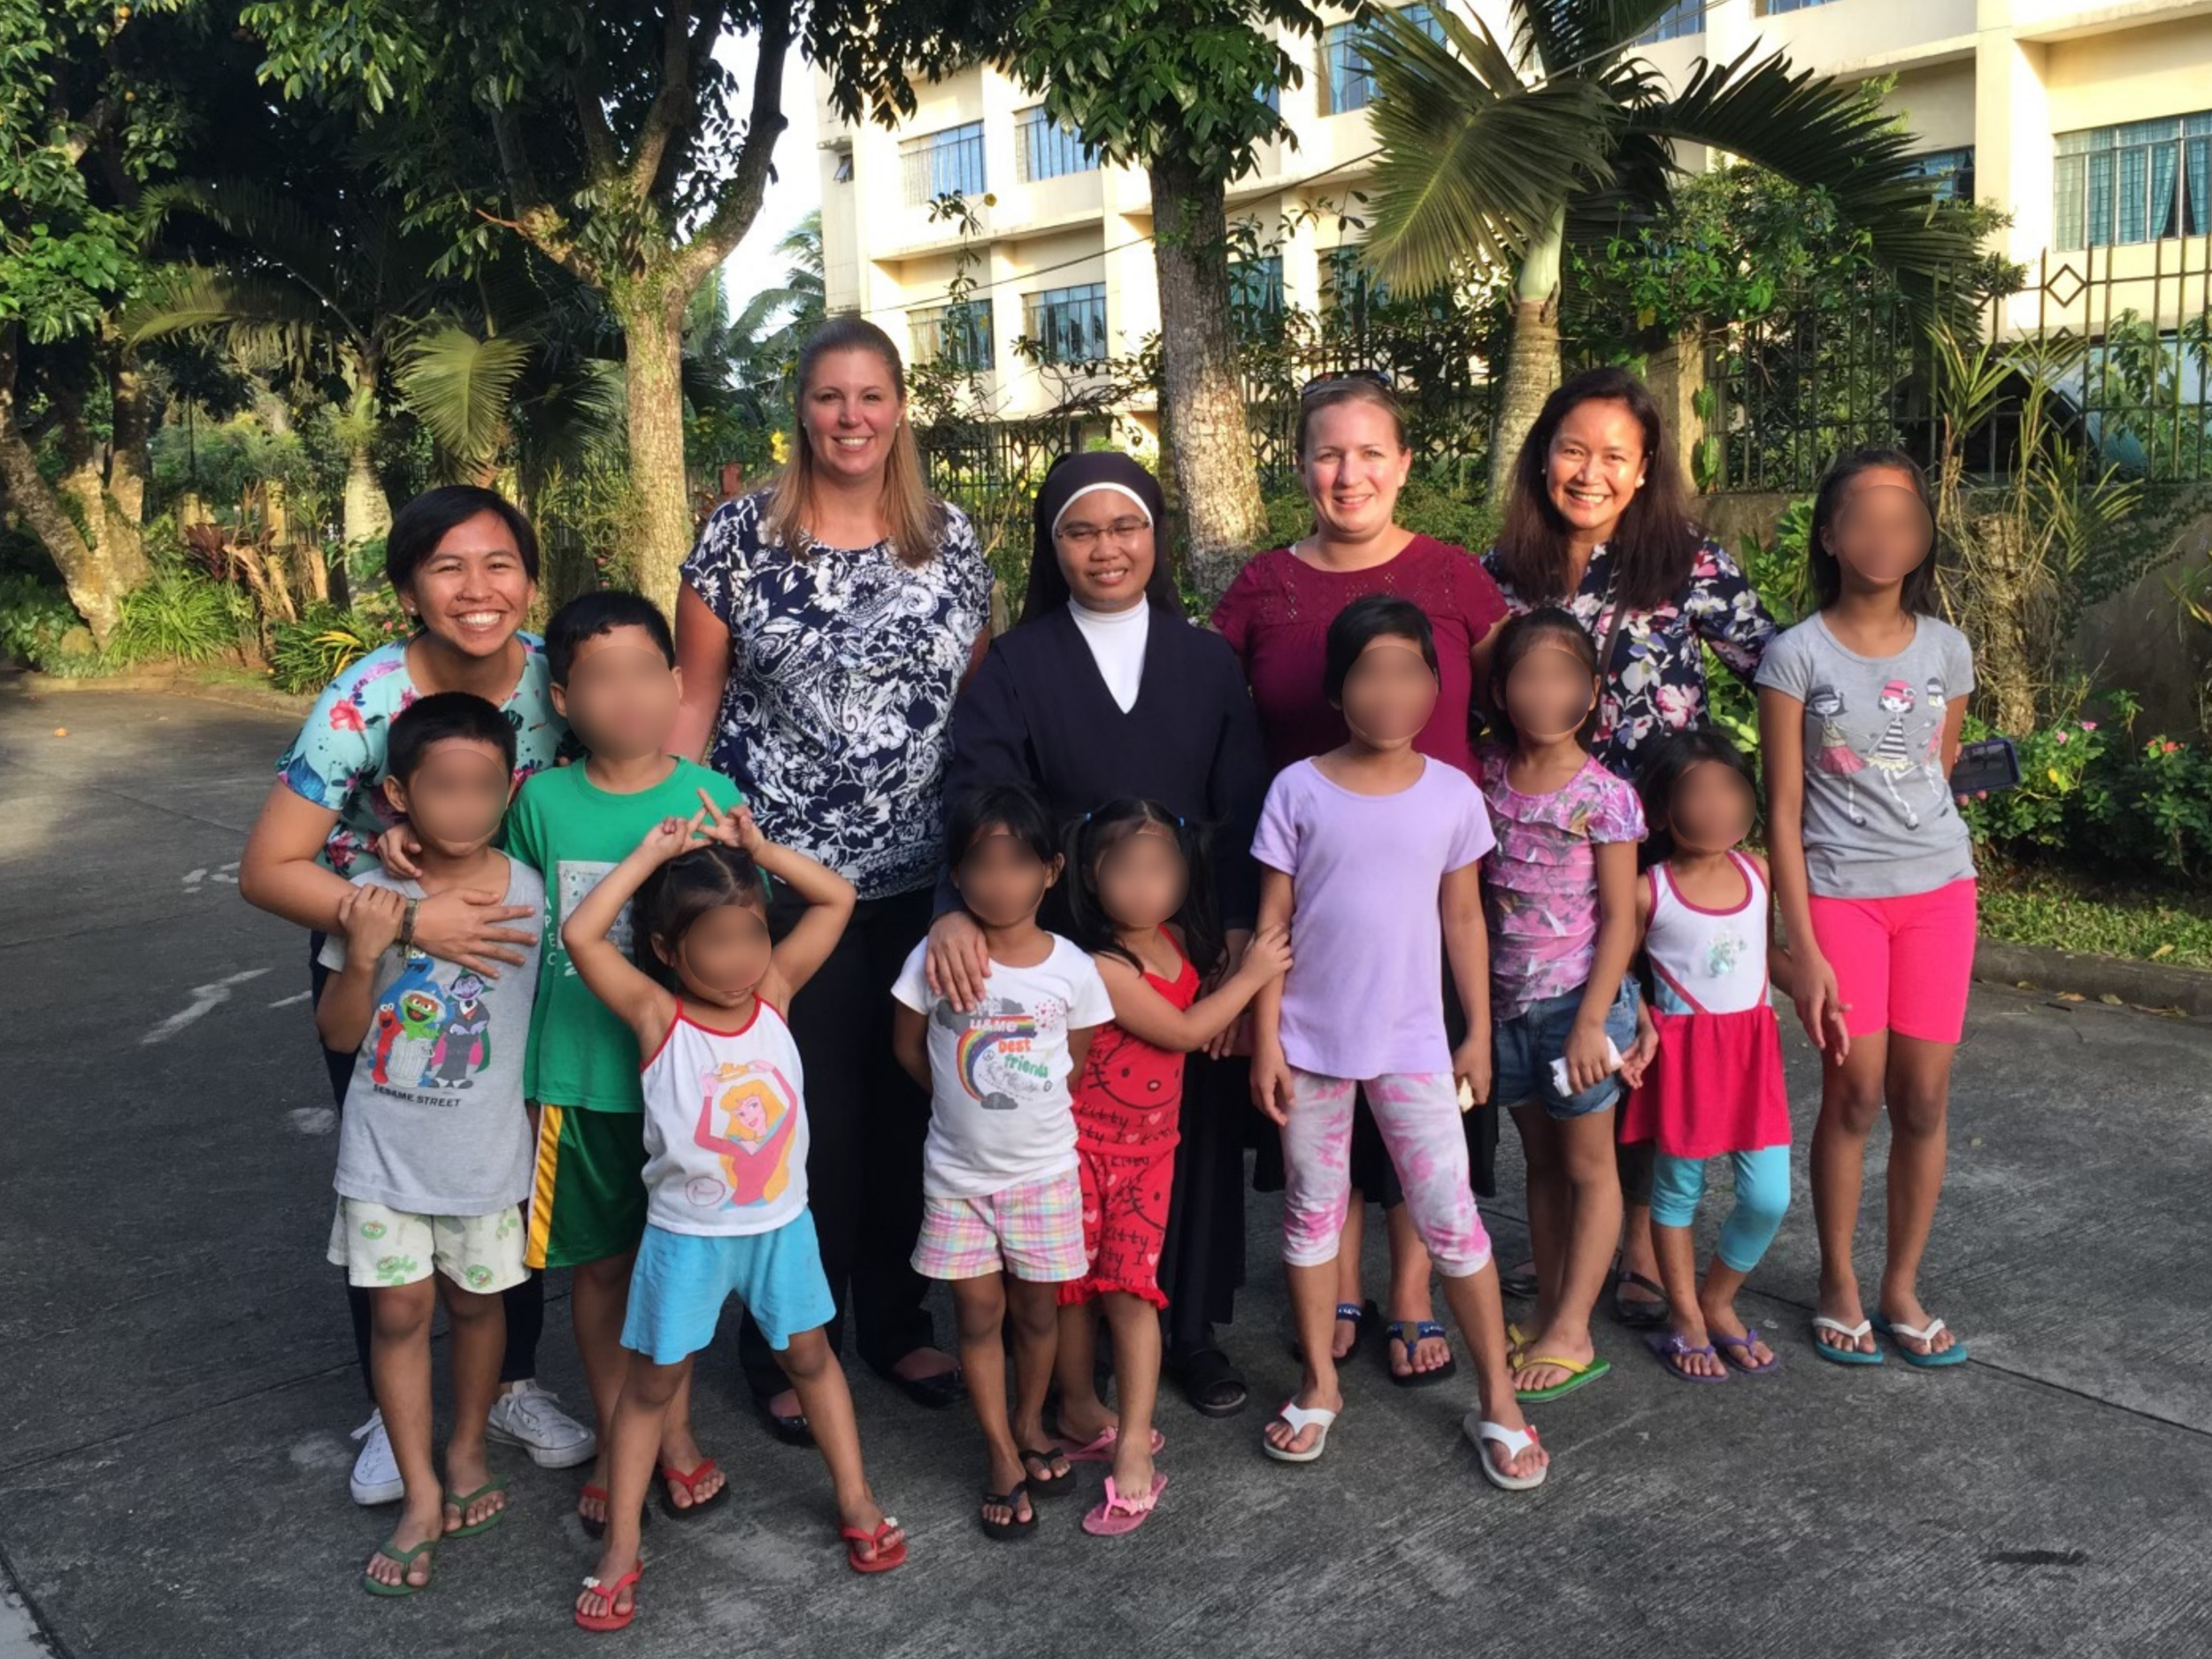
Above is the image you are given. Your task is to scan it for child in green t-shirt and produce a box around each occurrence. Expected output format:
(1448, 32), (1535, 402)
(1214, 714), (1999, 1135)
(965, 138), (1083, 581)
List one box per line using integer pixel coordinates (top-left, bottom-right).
(504, 593), (747, 1535)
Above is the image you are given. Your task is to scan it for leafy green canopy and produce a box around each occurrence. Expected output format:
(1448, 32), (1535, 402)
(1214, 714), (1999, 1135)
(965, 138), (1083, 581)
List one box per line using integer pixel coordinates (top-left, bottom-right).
(1004, 0), (1320, 184)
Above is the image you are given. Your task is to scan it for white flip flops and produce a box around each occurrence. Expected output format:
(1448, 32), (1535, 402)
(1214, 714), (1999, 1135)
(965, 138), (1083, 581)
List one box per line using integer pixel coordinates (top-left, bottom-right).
(1261, 1400), (1339, 1463)
(1465, 1415), (1548, 1491)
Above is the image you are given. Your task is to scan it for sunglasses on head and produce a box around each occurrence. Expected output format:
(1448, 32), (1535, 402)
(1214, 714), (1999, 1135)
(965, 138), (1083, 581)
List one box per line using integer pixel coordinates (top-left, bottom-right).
(1300, 366), (1394, 398)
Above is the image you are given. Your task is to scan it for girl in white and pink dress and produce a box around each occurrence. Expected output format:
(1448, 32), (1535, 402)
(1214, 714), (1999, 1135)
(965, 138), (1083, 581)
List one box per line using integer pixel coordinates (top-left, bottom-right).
(1622, 727), (1818, 1382)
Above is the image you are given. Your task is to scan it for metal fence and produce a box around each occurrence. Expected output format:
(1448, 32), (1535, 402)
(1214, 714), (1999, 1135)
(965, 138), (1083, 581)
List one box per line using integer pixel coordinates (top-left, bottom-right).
(1241, 326), (1494, 495)
(1703, 232), (2212, 491)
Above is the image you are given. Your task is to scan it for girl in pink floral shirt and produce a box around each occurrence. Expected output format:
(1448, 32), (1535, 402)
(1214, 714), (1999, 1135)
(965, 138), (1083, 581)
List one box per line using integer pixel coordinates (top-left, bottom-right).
(1478, 609), (1650, 1409)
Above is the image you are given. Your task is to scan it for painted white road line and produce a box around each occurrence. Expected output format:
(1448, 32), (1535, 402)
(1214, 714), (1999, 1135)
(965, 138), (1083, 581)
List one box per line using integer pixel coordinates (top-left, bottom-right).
(267, 990), (311, 1008)
(0, 1575), (52, 1658)
(140, 969), (271, 1045)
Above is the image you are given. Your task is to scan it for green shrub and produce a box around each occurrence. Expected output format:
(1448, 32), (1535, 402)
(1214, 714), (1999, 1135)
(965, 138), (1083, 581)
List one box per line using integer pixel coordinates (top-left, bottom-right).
(269, 603), (401, 694)
(1962, 694), (2212, 880)
(106, 569), (253, 666)
(0, 576), (86, 666)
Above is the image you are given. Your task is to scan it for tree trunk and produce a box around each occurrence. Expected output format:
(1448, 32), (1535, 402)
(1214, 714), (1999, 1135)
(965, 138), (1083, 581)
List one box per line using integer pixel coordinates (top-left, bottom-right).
(0, 329), (147, 643)
(108, 347), (152, 527)
(1148, 154), (1267, 607)
(1489, 208), (1568, 502)
(342, 440), (392, 546)
(1966, 508), (2039, 737)
(620, 288), (693, 618)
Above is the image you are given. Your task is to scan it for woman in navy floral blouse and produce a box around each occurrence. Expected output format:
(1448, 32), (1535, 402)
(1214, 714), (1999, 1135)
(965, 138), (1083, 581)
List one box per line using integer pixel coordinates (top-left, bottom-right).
(672, 318), (988, 1440)
(1480, 367), (1778, 777)
(1478, 366), (1780, 1343)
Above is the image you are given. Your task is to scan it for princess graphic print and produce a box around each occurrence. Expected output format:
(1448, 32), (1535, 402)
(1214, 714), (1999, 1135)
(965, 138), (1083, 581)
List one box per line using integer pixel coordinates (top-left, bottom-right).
(318, 862), (542, 1217)
(639, 1000), (810, 1238)
(892, 934), (1115, 1200)
(1756, 613), (1978, 899)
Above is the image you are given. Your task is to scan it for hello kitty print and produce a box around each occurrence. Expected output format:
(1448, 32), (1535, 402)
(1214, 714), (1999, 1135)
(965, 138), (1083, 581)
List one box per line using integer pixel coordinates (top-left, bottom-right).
(1756, 613), (1979, 901)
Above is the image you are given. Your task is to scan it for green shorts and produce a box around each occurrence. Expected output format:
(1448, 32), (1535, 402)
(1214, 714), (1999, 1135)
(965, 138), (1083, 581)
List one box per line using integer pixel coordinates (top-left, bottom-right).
(525, 1104), (648, 1269)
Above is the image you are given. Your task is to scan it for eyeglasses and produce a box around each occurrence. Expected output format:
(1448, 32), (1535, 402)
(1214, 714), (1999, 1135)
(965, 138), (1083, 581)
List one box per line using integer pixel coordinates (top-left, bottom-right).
(1055, 518), (1151, 552)
(1300, 367), (1394, 398)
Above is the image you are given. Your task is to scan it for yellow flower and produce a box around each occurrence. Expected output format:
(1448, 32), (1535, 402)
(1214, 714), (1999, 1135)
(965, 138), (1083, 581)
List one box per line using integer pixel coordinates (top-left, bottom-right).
(2047, 766), (2064, 786)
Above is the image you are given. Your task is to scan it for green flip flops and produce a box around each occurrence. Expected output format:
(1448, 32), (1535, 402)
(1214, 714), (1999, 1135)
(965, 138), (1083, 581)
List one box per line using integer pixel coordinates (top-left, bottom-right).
(362, 1537), (436, 1597)
(443, 1479), (508, 1538)
(1513, 1352), (1612, 1403)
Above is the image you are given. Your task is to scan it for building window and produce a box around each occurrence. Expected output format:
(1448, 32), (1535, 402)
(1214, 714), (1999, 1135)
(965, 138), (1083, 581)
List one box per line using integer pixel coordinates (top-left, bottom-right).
(1230, 256), (1285, 340)
(1024, 283), (1109, 365)
(2055, 114), (2211, 249)
(901, 121), (987, 206)
(1322, 248), (1388, 319)
(1015, 108), (1098, 183)
(910, 300), (995, 371)
(1638, 0), (1705, 42)
(1320, 4), (1441, 117)
(1904, 146), (1975, 204)
(829, 143), (855, 184)
(1760, 0), (1835, 13)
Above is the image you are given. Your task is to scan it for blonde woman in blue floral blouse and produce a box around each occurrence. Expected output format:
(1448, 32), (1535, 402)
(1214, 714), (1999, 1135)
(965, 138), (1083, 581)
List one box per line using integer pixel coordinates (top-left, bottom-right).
(671, 318), (989, 1444)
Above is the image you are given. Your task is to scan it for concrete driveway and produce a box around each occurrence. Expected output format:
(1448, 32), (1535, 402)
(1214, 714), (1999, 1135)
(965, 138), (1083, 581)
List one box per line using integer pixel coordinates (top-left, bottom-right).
(3, 686), (2208, 1659)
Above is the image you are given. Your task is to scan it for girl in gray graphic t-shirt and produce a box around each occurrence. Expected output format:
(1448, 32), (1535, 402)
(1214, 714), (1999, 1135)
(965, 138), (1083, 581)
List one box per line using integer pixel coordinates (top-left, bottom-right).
(1756, 449), (1977, 1375)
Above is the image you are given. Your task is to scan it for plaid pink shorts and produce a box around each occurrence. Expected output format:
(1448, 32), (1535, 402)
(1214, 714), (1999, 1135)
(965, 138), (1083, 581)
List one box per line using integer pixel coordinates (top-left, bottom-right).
(912, 1169), (1087, 1283)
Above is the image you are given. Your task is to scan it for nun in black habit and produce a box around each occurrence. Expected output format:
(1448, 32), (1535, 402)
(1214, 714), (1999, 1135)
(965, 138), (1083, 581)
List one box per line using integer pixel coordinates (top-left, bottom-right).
(926, 450), (1268, 1417)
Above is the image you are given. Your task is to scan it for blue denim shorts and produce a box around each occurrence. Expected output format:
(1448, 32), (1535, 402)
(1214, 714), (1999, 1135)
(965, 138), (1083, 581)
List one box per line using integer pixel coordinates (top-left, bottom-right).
(1494, 980), (1640, 1121)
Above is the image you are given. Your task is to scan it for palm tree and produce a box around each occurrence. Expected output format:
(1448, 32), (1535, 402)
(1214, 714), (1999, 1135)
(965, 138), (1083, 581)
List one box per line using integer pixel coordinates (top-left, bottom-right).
(127, 179), (457, 542)
(1360, 1), (1981, 494)
(724, 211), (827, 397)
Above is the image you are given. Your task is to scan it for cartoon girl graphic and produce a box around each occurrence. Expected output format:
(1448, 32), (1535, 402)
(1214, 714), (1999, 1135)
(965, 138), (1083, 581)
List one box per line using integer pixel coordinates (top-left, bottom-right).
(1867, 678), (1923, 828)
(692, 1061), (800, 1209)
(1807, 687), (1867, 826)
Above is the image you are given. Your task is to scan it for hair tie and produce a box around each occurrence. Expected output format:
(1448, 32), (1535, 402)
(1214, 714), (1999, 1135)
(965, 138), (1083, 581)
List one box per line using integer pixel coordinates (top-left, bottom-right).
(1083, 810), (1093, 823)
(1175, 815), (1186, 828)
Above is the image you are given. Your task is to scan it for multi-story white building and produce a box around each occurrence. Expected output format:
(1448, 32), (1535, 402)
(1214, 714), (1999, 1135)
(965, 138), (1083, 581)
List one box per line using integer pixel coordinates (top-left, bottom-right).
(810, 0), (2212, 436)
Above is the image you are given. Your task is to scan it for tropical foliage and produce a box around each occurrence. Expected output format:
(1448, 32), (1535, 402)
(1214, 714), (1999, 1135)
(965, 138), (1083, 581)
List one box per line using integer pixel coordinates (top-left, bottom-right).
(1360, 0), (1984, 490)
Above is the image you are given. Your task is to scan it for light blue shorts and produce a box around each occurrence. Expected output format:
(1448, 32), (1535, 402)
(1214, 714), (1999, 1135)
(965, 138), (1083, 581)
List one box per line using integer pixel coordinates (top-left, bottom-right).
(620, 1210), (836, 1366)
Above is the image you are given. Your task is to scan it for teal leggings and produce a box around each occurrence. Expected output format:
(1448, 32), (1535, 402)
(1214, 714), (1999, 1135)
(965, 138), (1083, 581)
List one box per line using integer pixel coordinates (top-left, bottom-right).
(1647, 1145), (1791, 1273)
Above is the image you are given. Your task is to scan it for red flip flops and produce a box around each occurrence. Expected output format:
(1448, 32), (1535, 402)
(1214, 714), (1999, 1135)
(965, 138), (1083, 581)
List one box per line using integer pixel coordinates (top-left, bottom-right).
(841, 1517), (908, 1573)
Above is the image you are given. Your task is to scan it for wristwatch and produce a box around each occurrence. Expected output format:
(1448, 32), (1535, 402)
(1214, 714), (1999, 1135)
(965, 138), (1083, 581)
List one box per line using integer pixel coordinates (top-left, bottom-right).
(398, 897), (420, 955)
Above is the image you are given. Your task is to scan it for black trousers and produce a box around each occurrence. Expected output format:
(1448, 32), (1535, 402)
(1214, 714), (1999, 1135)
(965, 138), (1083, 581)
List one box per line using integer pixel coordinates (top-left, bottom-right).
(1158, 1053), (1248, 1358)
(736, 887), (937, 1400)
(310, 937), (545, 1401)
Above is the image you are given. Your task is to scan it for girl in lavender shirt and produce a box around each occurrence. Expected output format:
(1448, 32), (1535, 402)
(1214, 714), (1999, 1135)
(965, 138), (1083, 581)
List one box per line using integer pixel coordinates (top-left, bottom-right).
(1248, 595), (1546, 1493)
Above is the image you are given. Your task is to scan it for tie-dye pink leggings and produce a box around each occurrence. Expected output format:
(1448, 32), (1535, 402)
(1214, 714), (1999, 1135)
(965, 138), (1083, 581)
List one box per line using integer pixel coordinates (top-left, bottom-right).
(1279, 1069), (1494, 1278)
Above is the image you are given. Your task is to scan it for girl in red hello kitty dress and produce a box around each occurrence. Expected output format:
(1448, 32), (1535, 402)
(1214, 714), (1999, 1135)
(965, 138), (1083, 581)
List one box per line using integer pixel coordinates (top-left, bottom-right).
(1050, 798), (1290, 1535)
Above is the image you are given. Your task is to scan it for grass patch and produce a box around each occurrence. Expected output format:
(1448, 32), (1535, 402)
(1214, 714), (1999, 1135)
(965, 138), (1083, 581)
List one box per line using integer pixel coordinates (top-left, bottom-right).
(1978, 856), (2212, 971)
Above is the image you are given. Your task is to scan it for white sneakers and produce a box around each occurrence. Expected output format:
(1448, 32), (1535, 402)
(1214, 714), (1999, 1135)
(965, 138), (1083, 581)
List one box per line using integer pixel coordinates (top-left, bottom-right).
(349, 1409), (404, 1506)
(485, 1380), (597, 1469)
(349, 1382), (597, 1508)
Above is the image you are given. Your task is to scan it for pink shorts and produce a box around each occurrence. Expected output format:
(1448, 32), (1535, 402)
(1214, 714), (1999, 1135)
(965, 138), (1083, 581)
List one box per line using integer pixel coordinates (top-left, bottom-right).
(1807, 878), (1977, 1045)
(912, 1170), (1087, 1283)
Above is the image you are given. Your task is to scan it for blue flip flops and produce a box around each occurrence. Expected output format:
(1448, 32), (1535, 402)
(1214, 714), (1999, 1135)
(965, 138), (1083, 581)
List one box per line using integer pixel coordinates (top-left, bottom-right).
(1810, 1317), (1885, 1365)
(1872, 1313), (1970, 1368)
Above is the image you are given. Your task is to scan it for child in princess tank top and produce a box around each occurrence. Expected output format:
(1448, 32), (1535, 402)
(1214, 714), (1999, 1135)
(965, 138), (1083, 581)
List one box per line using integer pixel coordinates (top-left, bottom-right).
(560, 798), (906, 1632)
(1623, 727), (1828, 1381)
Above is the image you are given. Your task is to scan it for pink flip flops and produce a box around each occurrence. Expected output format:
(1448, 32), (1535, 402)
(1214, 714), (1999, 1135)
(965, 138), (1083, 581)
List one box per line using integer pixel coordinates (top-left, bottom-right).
(1081, 1472), (1167, 1536)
